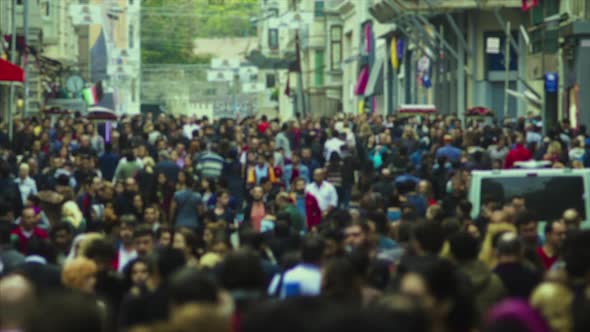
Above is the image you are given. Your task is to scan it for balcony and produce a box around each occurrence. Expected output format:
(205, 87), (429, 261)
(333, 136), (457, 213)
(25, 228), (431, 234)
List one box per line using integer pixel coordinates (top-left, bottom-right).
(369, 0), (521, 22)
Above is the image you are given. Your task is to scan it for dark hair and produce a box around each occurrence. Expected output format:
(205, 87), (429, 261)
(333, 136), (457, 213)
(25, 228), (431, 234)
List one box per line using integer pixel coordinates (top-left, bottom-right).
(219, 249), (265, 291)
(168, 267), (219, 306)
(408, 259), (477, 332)
(156, 225), (172, 242)
(321, 256), (362, 305)
(544, 219), (561, 235)
(301, 235), (325, 265)
(515, 210), (537, 228)
(84, 238), (116, 263)
(26, 291), (105, 332)
(449, 232), (480, 262)
(133, 225), (154, 240)
(367, 211), (388, 235)
(0, 222), (12, 245)
(155, 247), (186, 282)
(122, 257), (152, 289)
(412, 221), (445, 255)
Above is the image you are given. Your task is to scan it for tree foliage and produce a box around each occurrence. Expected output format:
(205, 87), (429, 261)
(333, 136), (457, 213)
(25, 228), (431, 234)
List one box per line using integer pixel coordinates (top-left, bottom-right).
(141, 0), (258, 64)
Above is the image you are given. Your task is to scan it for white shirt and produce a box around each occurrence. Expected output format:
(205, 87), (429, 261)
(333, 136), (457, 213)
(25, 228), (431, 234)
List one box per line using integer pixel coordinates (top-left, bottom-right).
(183, 123), (200, 139)
(306, 181), (338, 212)
(118, 246), (137, 272)
(15, 177), (37, 204)
(324, 137), (345, 161)
(273, 264), (321, 299)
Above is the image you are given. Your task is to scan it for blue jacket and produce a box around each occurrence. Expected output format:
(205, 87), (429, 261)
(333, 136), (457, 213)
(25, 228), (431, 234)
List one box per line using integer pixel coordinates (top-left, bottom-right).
(283, 163), (310, 190)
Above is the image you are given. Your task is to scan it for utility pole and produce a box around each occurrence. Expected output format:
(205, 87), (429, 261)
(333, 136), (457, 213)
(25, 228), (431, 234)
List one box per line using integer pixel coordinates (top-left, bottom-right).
(23, 0), (29, 116)
(295, 31), (305, 117)
(503, 21), (511, 119)
(457, 15), (465, 127)
(8, 0), (17, 142)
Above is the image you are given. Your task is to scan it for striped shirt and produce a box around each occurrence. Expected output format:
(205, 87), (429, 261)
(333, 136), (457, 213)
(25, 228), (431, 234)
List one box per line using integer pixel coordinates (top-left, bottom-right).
(195, 151), (224, 180)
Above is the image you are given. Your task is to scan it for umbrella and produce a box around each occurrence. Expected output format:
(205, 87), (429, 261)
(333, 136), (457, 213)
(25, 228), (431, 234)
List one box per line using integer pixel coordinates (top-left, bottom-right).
(86, 107), (117, 121)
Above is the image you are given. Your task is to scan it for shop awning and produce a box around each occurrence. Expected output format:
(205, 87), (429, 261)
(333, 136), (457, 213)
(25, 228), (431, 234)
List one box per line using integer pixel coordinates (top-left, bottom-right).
(364, 54), (384, 97)
(354, 65), (369, 95)
(0, 58), (25, 82)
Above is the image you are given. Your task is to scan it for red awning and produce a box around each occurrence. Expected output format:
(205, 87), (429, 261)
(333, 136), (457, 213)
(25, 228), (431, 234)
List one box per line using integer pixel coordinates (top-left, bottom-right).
(0, 58), (25, 82)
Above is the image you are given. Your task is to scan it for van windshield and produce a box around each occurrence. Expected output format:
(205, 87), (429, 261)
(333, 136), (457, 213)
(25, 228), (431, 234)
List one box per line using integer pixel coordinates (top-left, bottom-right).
(480, 175), (586, 221)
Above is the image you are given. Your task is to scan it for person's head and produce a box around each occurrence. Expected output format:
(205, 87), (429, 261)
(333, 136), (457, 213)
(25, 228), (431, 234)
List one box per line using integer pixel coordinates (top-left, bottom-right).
(119, 218), (136, 246)
(18, 163), (30, 179)
(449, 232), (480, 263)
(219, 249), (265, 292)
(156, 225), (172, 248)
(133, 225), (155, 257)
(123, 257), (151, 288)
(495, 232), (523, 261)
(124, 176), (138, 193)
(411, 221), (445, 256)
(173, 227), (197, 258)
(313, 168), (325, 184)
(21, 207), (37, 231)
(484, 299), (551, 332)
(400, 259), (476, 332)
(562, 209), (581, 230)
(251, 186), (264, 202)
(50, 222), (74, 252)
(293, 178), (306, 194)
(343, 221), (370, 250)
(544, 220), (567, 251)
(143, 206), (158, 225)
(530, 283), (574, 332)
(0, 274), (35, 331)
(511, 196), (526, 212)
(62, 257), (98, 294)
(301, 235), (325, 265)
(321, 256), (362, 304)
(168, 268), (220, 310)
(322, 229), (344, 259)
(515, 211), (538, 246)
(301, 148), (312, 160)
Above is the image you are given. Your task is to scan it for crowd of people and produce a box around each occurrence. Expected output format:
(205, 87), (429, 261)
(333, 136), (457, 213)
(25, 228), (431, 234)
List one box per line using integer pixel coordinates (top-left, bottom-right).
(0, 111), (589, 332)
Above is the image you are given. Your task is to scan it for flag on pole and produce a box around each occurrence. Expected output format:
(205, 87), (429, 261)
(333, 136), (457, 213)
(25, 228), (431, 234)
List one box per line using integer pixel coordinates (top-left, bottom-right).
(82, 81), (103, 106)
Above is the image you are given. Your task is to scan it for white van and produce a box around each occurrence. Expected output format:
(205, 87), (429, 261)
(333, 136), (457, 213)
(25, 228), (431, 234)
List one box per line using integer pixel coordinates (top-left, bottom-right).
(468, 168), (590, 231)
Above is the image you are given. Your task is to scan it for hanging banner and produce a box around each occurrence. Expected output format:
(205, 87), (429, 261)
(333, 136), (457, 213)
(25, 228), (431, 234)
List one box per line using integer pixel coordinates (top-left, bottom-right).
(390, 37), (399, 71)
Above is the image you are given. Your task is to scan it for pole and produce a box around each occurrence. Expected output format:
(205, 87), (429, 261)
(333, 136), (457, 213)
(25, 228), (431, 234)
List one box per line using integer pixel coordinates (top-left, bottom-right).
(23, 0), (29, 116)
(8, 0), (17, 142)
(503, 21), (511, 119)
(457, 15), (465, 127)
(295, 31), (305, 117)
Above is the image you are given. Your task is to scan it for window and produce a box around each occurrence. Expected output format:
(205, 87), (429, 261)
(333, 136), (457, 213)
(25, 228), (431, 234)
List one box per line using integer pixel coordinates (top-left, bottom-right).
(330, 25), (342, 70)
(42, 0), (51, 17)
(268, 29), (279, 50)
(314, 0), (325, 17)
(131, 79), (136, 102)
(268, 8), (278, 17)
(315, 50), (324, 86)
(480, 176), (586, 220)
(266, 74), (276, 88)
(129, 24), (134, 48)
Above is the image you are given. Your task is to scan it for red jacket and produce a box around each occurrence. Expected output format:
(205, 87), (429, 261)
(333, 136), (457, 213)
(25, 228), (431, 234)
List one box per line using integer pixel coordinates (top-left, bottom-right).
(10, 227), (48, 254)
(305, 193), (322, 229)
(504, 144), (532, 169)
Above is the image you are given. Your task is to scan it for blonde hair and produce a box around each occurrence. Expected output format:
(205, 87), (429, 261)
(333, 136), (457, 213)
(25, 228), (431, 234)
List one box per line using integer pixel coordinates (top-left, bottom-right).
(62, 200), (84, 229)
(62, 257), (97, 291)
(530, 282), (574, 332)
